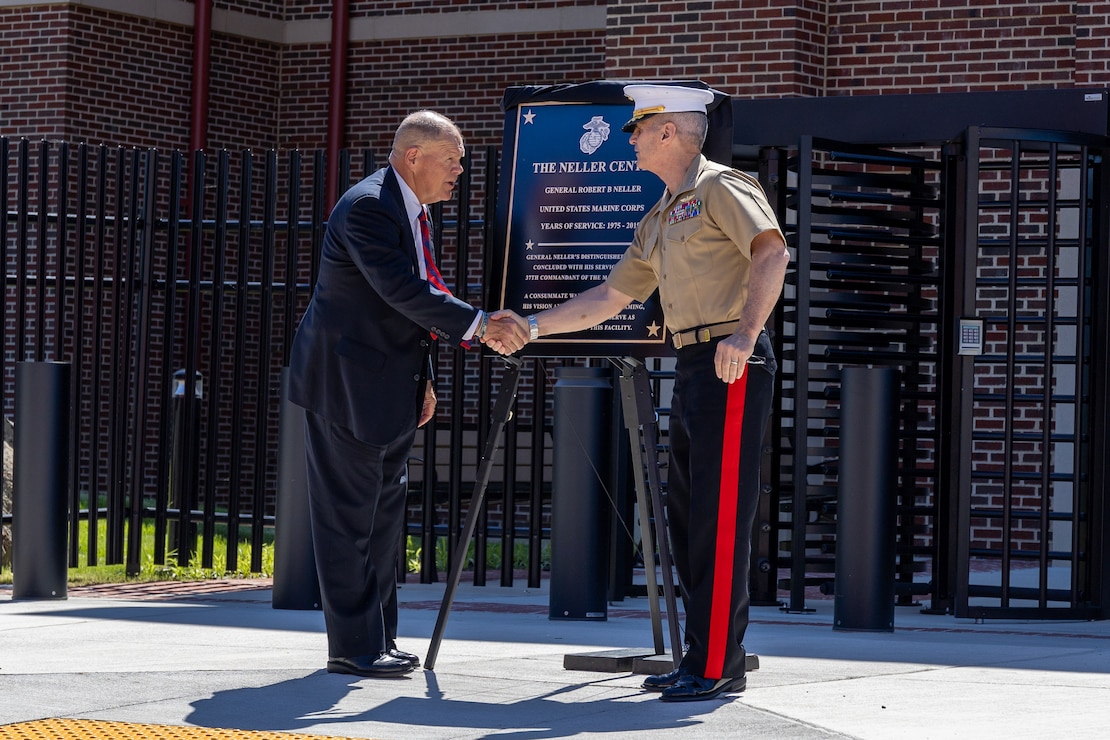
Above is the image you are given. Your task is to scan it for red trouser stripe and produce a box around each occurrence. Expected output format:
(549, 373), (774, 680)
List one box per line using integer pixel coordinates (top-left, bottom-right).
(705, 373), (748, 679)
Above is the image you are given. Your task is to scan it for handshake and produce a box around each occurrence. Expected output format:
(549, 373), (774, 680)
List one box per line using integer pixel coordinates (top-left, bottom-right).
(476, 309), (532, 356)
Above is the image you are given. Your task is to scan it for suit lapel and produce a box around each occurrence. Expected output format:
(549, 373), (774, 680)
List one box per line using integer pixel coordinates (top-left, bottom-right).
(383, 167), (420, 274)
(384, 166), (435, 377)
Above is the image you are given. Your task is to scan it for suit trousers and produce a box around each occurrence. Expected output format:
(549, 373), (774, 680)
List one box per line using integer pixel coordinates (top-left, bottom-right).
(303, 410), (414, 659)
(665, 330), (776, 681)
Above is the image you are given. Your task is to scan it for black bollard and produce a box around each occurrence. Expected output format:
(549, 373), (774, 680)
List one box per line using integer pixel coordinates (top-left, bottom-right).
(13, 361), (71, 600)
(834, 366), (898, 632)
(272, 368), (321, 610)
(168, 369), (202, 559)
(549, 366), (613, 621)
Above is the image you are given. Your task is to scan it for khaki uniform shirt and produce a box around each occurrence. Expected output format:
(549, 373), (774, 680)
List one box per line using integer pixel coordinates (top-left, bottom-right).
(606, 154), (783, 334)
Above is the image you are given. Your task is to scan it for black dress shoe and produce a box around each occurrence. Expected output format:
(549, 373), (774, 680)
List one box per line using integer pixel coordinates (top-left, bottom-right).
(659, 674), (746, 702)
(387, 641), (421, 668)
(326, 652), (415, 678)
(641, 665), (688, 691)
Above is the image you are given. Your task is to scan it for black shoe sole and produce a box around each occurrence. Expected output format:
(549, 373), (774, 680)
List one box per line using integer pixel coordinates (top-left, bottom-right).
(326, 661), (415, 678)
(658, 675), (746, 702)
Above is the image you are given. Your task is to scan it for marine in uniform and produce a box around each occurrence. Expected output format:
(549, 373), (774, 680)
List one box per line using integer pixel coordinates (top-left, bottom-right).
(526, 84), (790, 701)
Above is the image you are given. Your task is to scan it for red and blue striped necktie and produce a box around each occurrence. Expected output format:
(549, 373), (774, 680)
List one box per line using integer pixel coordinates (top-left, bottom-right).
(418, 209), (471, 348)
(418, 209), (450, 294)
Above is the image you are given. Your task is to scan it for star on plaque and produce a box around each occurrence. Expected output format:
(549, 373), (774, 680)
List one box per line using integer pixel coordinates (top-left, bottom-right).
(526, 240), (535, 249)
(647, 321), (661, 337)
(523, 110), (536, 124)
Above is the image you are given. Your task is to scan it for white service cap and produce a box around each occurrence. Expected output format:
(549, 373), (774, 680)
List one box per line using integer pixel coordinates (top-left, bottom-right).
(621, 84), (716, 132)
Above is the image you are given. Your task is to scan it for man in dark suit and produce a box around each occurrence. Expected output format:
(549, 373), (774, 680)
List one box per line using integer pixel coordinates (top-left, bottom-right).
(288, 110), (528, 678)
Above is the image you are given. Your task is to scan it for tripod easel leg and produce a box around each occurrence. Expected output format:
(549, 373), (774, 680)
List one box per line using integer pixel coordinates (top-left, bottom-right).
(614, 357), (683, 669)
(424, 356), (523, 671)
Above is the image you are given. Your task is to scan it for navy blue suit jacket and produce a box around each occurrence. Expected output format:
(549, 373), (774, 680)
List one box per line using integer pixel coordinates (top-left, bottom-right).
(288, 166), (478, 446)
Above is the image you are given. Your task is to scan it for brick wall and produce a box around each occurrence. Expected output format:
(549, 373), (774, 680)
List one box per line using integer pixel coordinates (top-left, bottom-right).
(336, 0), (601, 16)
(206, 34), (283, 151)
(7, 2), (1107, 152)
(63, 7), (195, 149)
(0, 5), (280, 153)
(280, 31), (605, 153)
(1076, 2), (1110, 87)
(825, 1), (1082, 94)
(216, 0), (284, 21)
(0, 7), (68, 139)
(605, 0), (815, 97)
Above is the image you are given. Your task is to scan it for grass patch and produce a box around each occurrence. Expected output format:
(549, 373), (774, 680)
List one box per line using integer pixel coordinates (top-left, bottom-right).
(406, 537), (548, 574)
(0, 519), (274, 586)
(2, 521), (547, 587)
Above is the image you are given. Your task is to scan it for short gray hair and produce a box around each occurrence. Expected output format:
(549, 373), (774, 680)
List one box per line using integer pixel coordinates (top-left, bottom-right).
(392, 110), (462, 153)
(666, 111), (708, 149)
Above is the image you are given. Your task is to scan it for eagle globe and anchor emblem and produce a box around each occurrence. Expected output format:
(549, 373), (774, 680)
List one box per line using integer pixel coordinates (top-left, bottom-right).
(579, 115), (611, 154)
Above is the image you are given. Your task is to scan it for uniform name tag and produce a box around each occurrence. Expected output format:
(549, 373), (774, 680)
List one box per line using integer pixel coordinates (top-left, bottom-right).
(667, 197), (702, 225)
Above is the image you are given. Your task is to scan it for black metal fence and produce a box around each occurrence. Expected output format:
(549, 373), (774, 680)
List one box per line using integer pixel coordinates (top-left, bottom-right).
(0, 137), (580, 587)
(771, 130), (1109, 620)
(5, 131), (1105, 621)
(773, 139), (944, 612)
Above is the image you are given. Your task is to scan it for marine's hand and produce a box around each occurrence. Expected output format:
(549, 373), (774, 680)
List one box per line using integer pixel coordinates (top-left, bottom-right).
(715, 334), (755, 384)
(490, 309), (527, 332)
(481, 310), (529, 355)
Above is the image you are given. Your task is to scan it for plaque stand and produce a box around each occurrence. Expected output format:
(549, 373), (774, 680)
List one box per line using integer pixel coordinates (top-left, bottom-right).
(425, 354), (757, 677)
(560, 357), (684, 673)
(563, 358), (759, 677)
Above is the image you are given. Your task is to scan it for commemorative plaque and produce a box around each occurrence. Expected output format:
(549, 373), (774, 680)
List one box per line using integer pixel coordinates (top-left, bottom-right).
(491, 81), (732, 357)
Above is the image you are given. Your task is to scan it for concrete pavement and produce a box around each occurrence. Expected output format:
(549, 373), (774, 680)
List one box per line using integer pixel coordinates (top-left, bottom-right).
(1, 578), (1108, 739)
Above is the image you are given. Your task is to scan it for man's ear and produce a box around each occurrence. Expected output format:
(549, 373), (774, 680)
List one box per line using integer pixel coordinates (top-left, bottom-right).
(406, 146), (420, 167)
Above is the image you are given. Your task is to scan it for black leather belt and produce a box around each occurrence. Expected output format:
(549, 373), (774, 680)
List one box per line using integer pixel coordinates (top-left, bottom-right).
(670, 320), (740, 350)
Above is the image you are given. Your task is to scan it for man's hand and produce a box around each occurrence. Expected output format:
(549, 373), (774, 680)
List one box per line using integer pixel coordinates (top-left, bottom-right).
(418, 382), (437, 427)
(480, 310), (529, 355)
(715, 333), (756, 384)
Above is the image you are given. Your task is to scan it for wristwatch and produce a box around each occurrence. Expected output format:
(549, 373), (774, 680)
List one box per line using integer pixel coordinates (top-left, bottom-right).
(527, 314), (539, 340)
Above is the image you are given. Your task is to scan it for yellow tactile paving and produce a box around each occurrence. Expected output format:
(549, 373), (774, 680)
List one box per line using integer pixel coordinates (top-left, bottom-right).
(0, 719), (364, 740)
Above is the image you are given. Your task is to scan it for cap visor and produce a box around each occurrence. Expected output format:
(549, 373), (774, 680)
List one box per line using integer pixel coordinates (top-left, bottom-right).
(621, 113), (656, 133)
